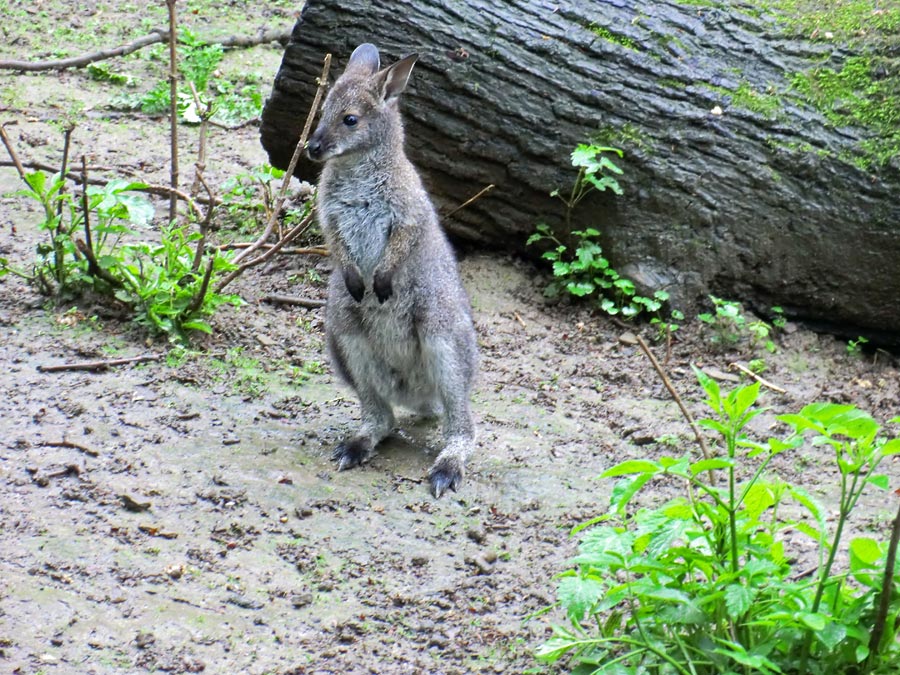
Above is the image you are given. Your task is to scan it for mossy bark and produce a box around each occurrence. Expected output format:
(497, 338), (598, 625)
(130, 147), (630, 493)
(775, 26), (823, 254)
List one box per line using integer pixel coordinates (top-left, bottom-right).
(260, 0), (900, 341)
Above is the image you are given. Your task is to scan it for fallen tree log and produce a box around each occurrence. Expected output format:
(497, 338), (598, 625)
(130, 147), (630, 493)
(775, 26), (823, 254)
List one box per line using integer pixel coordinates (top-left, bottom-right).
(261, 0), (900, 342)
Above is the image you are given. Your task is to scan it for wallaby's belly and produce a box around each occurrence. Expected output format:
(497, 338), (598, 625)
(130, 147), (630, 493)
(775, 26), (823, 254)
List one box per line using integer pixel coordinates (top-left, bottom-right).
(358, 299), (437, 409)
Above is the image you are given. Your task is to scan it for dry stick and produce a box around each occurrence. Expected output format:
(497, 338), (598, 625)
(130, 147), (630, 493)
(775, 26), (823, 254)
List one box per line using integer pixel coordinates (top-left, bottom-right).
(56, 126), (74, 221)
(76, 157), (121, 289)
(232, 53), (332, 267)
(190, 169), (217, 272)
(42, 439), (100, 458)
(219, 243), (328, 256)
(215, 209), (316, 293)
(0, 124), (28, 181)
(134, 184), (203, 221)
(166, 0), (179, 223)
(727, 362), (787, 394)
(1, 160), (118, 181)
(867, 493), (900, 666)
(38, 354), (162, 373)
(187, 81), (210, 201)
(635, 335), (712, 463)
(263, 295), (326, 309)
(444, 183), (495, 219)
(186, 254), (216, 315)
(0, 28), (291, 72)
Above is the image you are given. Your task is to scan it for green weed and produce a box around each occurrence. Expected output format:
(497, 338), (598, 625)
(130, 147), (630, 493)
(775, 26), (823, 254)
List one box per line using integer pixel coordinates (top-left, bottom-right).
(537, 371), (900, 674)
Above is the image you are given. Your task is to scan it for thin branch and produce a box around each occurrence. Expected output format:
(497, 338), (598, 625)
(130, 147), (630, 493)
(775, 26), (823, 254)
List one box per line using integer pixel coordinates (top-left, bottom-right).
(215, 209), (316, 293)
(0, 27), (291, 72)
(190, 167), (217, 272)
(0, 123), (28, 182)
(186, 253), (216, 314)
(37, 354), (162, 373)
(56, 125), (74, 221)
(1, 159), (118, 180)
(166, 0), (179, 223)
(81, 156), (94, 254)
(218, 242), (328, 257)
(635, 335), (712, 462)
(868, 492), (900, 666)
(263, 295), (326, 309)
(41, 439), (100, 457)
(727, 362), (786, 394)
(133, 183), (203, 221)
(233, 53), (332, 266)
(444, 183), (495, 219)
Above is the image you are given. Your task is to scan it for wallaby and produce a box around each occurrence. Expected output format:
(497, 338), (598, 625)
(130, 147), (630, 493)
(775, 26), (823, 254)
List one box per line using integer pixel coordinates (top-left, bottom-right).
(306, 43), (478, 498)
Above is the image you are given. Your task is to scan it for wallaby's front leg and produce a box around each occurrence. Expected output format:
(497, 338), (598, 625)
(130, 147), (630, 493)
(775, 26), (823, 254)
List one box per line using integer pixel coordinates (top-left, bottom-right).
(372, 222), (417, 303)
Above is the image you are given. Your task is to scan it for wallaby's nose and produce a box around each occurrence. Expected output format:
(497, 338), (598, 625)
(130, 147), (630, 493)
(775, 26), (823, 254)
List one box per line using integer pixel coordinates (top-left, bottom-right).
(307, 134), (323, 161)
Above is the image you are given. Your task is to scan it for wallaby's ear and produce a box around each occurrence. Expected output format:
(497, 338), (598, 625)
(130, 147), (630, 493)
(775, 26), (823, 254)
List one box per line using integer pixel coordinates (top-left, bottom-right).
(345, 43), (380, 76)
(377, 54), (418, 101)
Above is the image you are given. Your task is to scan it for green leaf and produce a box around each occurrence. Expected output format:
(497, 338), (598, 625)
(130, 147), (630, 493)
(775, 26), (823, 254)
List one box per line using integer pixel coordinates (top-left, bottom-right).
(724, 584), (753, 619)
(609, 473), (653, 515)
(601, 459), (661, 478)
(880, 438), (900, 456)
(557, 575), (604, 621)
(690, 457), (733, 475)
(849, 537), (882, 568)
(797, 612), (827, 631)
(867, 474), (889, 490)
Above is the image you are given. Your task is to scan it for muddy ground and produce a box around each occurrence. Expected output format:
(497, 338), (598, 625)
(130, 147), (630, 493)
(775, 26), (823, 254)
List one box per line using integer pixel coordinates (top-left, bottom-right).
(1, 3), (899, 674)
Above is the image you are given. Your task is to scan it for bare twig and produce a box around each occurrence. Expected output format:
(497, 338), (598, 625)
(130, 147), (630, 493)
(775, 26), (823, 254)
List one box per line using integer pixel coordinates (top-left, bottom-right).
(444, 183), (495, 219)
(1, 159), (116, 180)
(867, 492), (900, 667)
(262, 295), (326, 309)
(133, 183), (203, 221)
(0, 123), (28, 181)
(186, 253), (216, 314)
(80, 156), (94, 254)
(190, 167), (217, 272)
(38, 354), (162, 373)
(166, 0), (179, 223)
(56, 125), (74, 220)
(41, 439), (100, 458)
(233, 53), (332, 266)
(728, 362), (787, 394)
(636, 335), (712, 462)
(218, 242), (328, 257)
(215, 209), (316, 292)
(0, 27), (291, 72)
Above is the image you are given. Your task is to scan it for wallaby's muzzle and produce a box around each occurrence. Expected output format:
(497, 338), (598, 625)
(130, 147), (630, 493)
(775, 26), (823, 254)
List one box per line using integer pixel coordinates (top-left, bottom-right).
(306, 133), (324, 161)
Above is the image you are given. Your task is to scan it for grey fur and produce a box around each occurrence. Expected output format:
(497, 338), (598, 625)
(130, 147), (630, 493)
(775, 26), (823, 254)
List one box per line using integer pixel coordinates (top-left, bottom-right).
(307, 44), (478, 498)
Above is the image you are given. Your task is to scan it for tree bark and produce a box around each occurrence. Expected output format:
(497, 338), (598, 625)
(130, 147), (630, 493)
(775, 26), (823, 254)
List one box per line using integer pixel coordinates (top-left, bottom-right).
(260, 0), (900, 341)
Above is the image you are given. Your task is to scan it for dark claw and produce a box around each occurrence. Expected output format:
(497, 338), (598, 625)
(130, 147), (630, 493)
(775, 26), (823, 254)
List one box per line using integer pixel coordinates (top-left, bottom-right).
(428, 461), (463, 499)
(373, 269), (393, 303)
(332, 437), (371, 471)
(343, 266), (365, 303)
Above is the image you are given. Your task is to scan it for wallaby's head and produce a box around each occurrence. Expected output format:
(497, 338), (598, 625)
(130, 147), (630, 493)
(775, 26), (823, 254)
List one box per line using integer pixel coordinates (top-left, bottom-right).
(307, 43), (418, 163)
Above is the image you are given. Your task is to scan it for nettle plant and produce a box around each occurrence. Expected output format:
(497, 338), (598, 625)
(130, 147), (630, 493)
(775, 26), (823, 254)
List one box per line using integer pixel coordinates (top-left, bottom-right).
(537, 371), (900, 675)
(699, 295), (784, 353)
(0, 169), (240, 341)
(528, 144), (671, 321)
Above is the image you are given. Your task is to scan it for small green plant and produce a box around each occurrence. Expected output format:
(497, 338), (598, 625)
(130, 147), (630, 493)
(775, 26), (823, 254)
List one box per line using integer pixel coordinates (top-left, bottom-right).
(529, 144), (670, 320)
(651, 308), (685, 342)
(528, 225), (668, 319)
(116, 223), (242, 339)
(848, 336), (870, 357)
(220, 165), (286, 232)
(699, 295), (777, 352)
(1, 169), (241, 342)
(112, 31), (261, 125)
(537, 372), (900, 675)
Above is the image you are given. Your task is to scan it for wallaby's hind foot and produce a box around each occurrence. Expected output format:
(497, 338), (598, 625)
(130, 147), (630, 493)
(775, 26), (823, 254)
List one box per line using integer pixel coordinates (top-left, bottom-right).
(332, 436), (373, 471)
(428, 456), (463, 499)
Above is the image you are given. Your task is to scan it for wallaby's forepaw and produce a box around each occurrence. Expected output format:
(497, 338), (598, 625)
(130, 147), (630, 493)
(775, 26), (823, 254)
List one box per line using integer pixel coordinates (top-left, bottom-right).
(332, 437), (371, 471)
(373, 269), (393, 303)
(428, 458), (464, 499)
(343, 266), (365, 303)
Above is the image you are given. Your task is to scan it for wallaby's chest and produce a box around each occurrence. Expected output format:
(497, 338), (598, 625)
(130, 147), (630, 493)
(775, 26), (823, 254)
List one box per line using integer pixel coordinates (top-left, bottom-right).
(322, 178), (395, 278)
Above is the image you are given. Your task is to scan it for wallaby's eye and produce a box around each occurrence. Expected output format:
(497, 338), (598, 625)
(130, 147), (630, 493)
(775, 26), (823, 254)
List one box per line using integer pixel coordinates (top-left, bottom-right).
(343, 114), (358, 127)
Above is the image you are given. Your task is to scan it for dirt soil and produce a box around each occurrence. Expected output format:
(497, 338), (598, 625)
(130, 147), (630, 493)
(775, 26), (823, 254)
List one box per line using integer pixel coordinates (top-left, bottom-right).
(1, 3), (899, 675)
